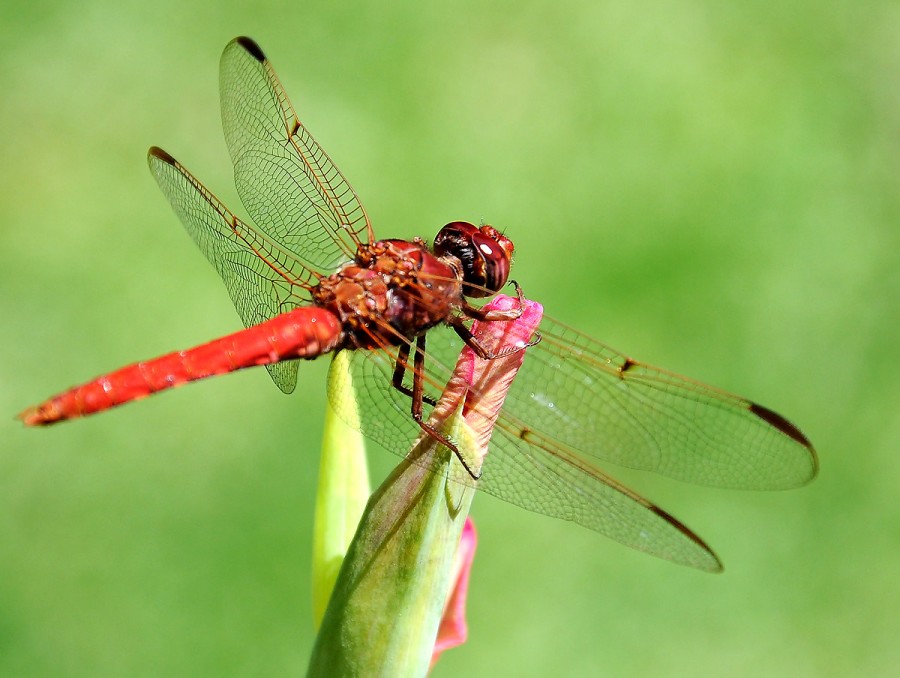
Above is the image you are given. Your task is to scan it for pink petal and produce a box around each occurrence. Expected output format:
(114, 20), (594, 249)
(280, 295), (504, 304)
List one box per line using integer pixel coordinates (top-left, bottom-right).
(431, 517), (478, 668)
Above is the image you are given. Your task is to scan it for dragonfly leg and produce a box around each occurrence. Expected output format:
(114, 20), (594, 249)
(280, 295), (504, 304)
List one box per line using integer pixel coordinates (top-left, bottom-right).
(391, 339), (437, 407)
(393, 335), (482, 481)
(450, 315), (542, 361)
(459, 280), (527, 321)
(453, 280), (540, 359)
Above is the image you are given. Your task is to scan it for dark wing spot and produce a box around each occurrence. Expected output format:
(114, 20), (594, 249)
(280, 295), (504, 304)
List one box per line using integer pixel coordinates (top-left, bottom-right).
(235, 36), (266, 62)
(620, 357), (636, 375)
(148, 146), (176, 165)
(649, 505), (723, 573)
(749, 402), (814, 449)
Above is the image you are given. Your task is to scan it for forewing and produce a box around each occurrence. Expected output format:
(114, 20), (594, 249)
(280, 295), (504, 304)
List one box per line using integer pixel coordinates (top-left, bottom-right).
(503, 316), (818, 489)
(147, 147), (304, 392)
(219, 37), (373, 272)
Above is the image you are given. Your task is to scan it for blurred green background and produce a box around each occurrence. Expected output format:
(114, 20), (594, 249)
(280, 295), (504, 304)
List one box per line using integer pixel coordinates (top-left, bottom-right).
(2, 0), (897, 675)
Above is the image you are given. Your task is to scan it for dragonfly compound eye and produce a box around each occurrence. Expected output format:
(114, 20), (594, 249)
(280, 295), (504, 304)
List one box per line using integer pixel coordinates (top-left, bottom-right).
(434, 221), (514, 297)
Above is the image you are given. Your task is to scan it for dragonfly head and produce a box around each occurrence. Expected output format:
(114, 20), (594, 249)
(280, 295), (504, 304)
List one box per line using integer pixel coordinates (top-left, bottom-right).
(433, 221), (514, 298)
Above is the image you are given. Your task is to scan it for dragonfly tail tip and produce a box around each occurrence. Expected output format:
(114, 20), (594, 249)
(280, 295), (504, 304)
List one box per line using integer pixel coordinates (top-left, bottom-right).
(17, 406), (42, 427)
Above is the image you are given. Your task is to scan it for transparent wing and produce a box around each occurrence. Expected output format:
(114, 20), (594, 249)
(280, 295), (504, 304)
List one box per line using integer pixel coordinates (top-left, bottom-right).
(325, 310), (817, 570)
(327, 327), (723, 571)
(150, 36), (373, 393)
(147, 146), (311, 392)
(364, 317), (817, 491)
(506, 316), (818, 489)
(485, 414), (723, 571)
(219, 36), (373, 273)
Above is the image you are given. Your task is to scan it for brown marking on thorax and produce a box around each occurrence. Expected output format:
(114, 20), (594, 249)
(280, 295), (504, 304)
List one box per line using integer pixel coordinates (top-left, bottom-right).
(311, 238), (464, 350)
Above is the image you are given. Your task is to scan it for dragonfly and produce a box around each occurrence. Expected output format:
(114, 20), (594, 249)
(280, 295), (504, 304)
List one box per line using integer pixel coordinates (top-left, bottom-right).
(19, 36), (817, 572)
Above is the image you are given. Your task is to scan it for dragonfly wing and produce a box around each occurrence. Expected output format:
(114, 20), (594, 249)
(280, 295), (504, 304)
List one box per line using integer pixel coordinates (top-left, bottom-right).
(147, 147), (302, 392)
(482, 417), (723, 571)
(501, 315), (818, 489)
(220, 37), (373, 273)
(328, 329), (722, 571)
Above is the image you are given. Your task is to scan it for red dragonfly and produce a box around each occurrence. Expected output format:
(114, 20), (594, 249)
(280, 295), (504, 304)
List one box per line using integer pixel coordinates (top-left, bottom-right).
(20, 37), (817, 571)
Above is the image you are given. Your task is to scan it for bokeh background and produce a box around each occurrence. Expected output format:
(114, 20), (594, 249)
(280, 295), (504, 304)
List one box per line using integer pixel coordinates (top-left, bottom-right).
(2, 1), (897, 676)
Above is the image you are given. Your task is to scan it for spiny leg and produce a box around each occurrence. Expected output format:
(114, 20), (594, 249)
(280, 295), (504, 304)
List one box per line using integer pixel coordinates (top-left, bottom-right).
(390, 334), (482, 480)
(454, 280), (541, 359)
(449, 317), (541, 361)
(459, 280), (528, 321)
(391, 339), (437, 407)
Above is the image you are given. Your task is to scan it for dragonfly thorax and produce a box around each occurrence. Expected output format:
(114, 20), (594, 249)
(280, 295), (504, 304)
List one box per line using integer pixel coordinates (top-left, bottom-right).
(312, 238), (463, 350)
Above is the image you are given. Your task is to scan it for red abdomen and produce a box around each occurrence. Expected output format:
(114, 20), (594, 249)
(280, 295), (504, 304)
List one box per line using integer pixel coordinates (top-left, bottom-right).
(19, 307), (343, 425)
